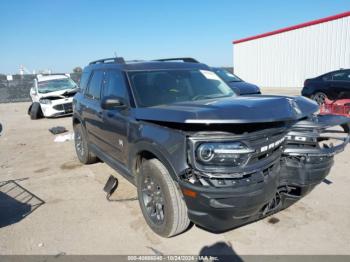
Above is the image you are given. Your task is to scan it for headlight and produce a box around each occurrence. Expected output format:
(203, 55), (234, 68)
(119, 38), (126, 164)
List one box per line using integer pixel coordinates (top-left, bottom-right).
(39, 98), (52, 104)
(196, 142), (254, 167)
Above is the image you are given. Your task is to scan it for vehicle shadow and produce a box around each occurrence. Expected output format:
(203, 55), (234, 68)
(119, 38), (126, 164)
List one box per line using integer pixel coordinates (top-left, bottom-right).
(48, 114), (73, 119)
(0, 180), (45, 228)
(198, 241), (243, 262)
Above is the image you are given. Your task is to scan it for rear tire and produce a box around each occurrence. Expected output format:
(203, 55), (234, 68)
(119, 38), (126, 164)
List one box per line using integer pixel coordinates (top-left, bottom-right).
(311, 92), (327, 105)
(30, 102), (43, 119)
(73, 124), (98, 164)
(137, 159), (190, 237)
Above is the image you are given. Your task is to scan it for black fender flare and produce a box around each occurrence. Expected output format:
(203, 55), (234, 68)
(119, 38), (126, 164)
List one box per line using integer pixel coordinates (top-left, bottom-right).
(129, 140), (183, 183)
(72, 114), (92, 143)
(72, 113), (84, 127)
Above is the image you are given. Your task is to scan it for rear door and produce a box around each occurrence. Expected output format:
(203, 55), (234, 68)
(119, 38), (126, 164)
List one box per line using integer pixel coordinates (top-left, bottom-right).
(83, 69), (105, 149)
(100, 69), (130, 165)
(330, 70), (350, 99)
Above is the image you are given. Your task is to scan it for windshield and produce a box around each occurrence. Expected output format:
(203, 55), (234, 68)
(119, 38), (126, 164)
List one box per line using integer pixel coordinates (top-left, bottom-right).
(128, 69), (236, 107)
(37, 78), (77, 94)
(213, 68), (242, 83)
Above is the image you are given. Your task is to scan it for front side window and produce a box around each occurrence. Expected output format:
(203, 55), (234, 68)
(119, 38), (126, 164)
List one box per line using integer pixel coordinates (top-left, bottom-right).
(86, 70), (104, 99)
(103, 70), (128, 99)
(37, 77), (77, 94)
(128, 69), (236, 107)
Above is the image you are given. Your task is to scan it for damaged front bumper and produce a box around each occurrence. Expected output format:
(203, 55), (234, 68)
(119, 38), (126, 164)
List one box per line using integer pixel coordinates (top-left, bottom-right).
(179, 161), (281, 232)
(179, 115), (350, 232)
(41, 97), (74, 117)
(279, 114), (350, 208)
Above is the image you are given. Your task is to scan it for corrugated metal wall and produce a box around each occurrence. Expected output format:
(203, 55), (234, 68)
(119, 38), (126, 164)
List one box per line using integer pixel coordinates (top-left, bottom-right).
(233, 15), (350, 89)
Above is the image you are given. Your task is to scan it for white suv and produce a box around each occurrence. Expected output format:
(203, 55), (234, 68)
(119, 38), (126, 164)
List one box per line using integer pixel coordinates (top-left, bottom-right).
(29, 74), (78, 119)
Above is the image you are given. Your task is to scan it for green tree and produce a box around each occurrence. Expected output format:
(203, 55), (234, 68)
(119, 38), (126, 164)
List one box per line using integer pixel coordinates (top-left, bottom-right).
(73, 67), (82, 73)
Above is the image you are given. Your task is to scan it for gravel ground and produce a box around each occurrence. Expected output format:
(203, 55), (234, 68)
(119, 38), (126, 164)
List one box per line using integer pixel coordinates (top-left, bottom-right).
(1, 92), (350, 256)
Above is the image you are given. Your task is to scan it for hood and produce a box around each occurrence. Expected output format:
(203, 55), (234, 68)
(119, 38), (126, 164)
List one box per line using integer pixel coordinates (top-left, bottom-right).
(134, 95), (319, 124)
(38, 88), (78, 98)
(228, 81), (260, 95)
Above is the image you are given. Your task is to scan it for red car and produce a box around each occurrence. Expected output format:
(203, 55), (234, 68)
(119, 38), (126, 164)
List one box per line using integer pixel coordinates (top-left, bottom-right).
(320, 98), (350, 133)
(320, 98), (350, 116)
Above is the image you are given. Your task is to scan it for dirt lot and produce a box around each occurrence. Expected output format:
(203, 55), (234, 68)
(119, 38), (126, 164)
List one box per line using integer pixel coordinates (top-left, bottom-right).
(1, 90), (350, 255)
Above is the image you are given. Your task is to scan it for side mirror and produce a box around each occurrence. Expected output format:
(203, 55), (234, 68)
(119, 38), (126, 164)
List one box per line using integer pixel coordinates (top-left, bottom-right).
(30, 88), (36, 96)
(231, 87), (240, 96)
(101, 96), (127, 110)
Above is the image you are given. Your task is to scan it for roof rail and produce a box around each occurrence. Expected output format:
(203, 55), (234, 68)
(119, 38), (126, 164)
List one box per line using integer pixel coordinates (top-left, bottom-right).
(153, 57), (199, 63)
(89, 57), (125, 65)
(125, 59), (145, 63)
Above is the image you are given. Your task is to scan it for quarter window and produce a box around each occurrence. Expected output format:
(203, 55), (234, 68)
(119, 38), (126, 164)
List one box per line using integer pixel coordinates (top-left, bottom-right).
(322, 74), (331, 81)
(79, 71), (91, 91)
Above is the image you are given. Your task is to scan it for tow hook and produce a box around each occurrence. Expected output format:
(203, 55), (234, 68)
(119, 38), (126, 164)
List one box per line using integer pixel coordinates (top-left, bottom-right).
(262, 191), (282, 216)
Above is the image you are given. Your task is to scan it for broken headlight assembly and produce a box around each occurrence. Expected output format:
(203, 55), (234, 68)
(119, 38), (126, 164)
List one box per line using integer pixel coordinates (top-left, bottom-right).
(196, 142), (254, 167)
(39, 98), (52, 104)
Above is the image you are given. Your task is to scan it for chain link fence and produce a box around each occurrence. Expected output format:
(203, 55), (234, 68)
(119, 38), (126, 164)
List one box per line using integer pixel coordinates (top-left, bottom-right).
(0, 73), (81, 103)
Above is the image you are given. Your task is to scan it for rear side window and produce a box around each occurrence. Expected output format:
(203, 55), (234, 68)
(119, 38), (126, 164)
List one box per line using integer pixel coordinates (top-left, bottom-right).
(103, 70), (128, 99)
(345, 70), (350, 82)
(86, 70), (104, 99)
(332, 71), (348, 81)
(79, 71), (91, 92)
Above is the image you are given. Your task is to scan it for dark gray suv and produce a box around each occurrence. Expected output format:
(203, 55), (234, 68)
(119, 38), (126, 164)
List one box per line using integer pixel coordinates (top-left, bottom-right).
(73, 57), (350, 237)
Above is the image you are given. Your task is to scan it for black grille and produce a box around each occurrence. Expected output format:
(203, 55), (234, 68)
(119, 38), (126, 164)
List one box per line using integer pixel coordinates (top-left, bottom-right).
(63, 103), (73, 113)
(53, 104), (63, 110)
(248, 131), (287, 164)
(53, 103), (72, 113)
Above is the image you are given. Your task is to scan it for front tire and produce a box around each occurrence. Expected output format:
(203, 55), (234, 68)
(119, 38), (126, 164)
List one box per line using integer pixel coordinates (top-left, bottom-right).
(30, 102), (43, 119)
(137, 159), (190, 237)
(73, 124), (97, 164)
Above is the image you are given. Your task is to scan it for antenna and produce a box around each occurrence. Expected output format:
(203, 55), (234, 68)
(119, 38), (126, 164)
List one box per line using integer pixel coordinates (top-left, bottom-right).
(19, 65), (32, 75)
(114, 51), (118, 57)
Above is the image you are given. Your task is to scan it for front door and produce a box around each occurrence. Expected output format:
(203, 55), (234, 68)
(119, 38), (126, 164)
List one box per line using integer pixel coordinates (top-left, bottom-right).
(100, 70), (130, 165)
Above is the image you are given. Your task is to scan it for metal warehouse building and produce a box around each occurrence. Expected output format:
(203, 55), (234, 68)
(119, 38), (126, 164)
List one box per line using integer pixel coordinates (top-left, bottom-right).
(233, 11), (350, 89)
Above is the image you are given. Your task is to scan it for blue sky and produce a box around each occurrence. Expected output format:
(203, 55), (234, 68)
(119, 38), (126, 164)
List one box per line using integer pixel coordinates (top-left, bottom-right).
(0, 0), (349, 74)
